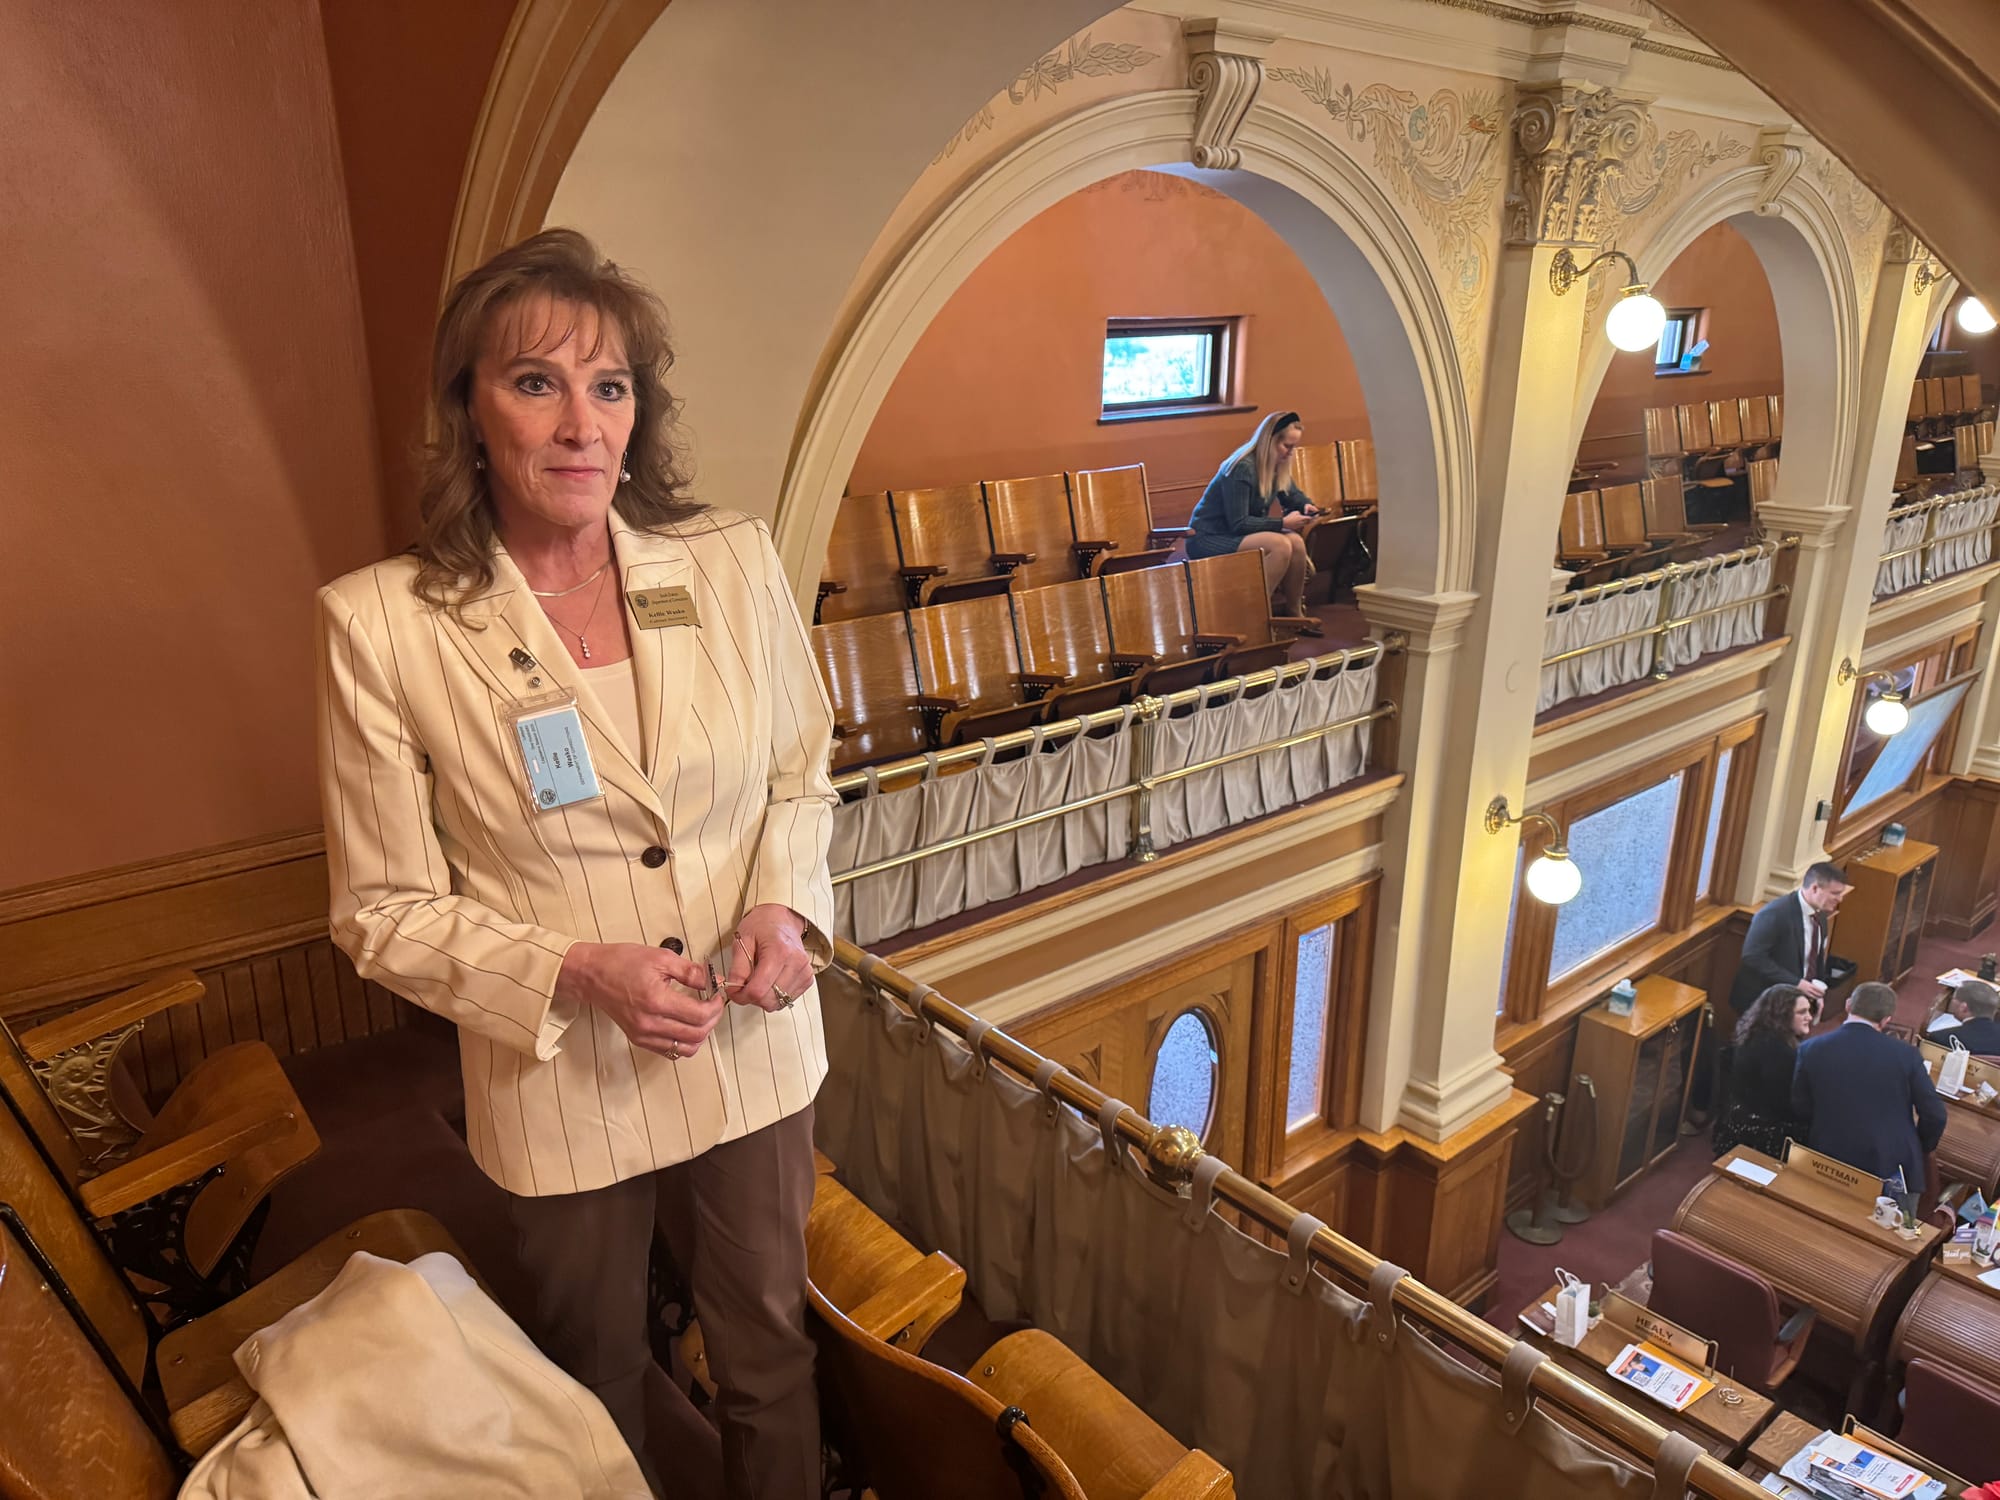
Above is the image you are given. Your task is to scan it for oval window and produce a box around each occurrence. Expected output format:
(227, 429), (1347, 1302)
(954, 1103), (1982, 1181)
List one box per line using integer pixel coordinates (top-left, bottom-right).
(1148, 1009), (1219, 1142)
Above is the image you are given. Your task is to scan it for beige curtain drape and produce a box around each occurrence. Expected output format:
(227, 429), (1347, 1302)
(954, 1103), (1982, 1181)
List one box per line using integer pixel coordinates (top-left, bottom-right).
(1926, 486), (1999, 578)
(1877, 508), (1929, 597)
(814, 970), (1705, 1500)
(1539, 581), (1660, 712)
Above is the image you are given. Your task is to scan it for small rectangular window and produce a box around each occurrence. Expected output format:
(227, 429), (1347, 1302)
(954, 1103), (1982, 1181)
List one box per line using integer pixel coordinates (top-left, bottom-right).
(1102, 317), (1236, 418)
(1699, 746), (1735, 900)
(1287, 922), (1336, 1129)
(1655, 309), (1705, 373)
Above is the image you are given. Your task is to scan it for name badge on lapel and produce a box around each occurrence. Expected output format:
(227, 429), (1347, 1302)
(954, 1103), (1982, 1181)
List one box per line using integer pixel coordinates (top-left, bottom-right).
(503, 690), (603, 811)
(627, 585), (699, 630)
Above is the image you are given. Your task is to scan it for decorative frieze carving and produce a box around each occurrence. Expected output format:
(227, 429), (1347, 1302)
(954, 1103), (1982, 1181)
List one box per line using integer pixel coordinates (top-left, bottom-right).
(1183, 18), (1278, 171)
(1884, 218), (1930, 266)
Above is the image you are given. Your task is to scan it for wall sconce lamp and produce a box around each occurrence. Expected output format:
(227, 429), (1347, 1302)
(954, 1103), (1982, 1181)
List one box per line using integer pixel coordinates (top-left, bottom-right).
(1549, 247), (1668, 353)
(1485, 796), (1583, 905)
(1837, 656), (1909, 736)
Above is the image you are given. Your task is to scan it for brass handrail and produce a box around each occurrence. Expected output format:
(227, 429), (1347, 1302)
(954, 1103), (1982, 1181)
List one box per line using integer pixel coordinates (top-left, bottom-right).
(835, 942), (1769, 1500)
(1553, 534), (1793, 614)
(1538, 585), (1790, 670)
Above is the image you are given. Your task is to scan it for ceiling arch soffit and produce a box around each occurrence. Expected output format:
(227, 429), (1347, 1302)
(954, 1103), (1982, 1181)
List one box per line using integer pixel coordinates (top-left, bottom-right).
(775, 82), (1479, 600)
(443, 0), (671, 294)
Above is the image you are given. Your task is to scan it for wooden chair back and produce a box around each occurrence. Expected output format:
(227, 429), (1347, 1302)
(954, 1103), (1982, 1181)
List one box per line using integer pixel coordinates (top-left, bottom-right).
(1767, 393), (1784, 437)
(1642, 474), (1692, 537)
(985, 474), (1081, 591)
(1598, 484), (1651, 551)
(810, 1283), (1088, 1500)
(1290, 443), (1344, 510)
(1961, 374), (1985, 411)
(0, 1086), (151, 1387)
(1897, 433), (1920, 485)
(1708, 399), (1743, 448)
(1103, 564), (1199, 664)
(1955, 425), (1980, 471)
(1748, 457), (1781, 504)
(1909, 380), (1928, 421)
(890, 484), (998, 602)
(909, 594), (1024, 720)
(1335, 438), (1378, 504)
(1981, 419), (1996, 458)
(1677, 403), (1714, 451)
(1013, 578), (1117, 690)
(806, 1169), (964, 1354)
(1644, 406), (1683, 458)
(1068, 465), (1161, 566)
(1187, 551), (1281, 647)
(1558, 490), (1607, 558)
(1927, 376), (1950, 416)
(821, 492), (906, 623)
(0, 1216), (177, 1500)
(811, 613), (927, 771)
(1738, 396), (1772, 442)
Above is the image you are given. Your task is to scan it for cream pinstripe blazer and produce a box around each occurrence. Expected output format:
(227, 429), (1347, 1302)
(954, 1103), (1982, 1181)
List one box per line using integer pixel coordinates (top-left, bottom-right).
(316, 508), (837, 1196)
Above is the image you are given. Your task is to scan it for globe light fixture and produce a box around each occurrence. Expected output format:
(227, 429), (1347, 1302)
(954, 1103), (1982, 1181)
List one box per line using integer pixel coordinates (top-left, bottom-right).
(1837, 657), (1909, 737)
(1486, 797), (1583, 907)
(1958, 297), (1997, 336)
(1549, 247), (1666, 354)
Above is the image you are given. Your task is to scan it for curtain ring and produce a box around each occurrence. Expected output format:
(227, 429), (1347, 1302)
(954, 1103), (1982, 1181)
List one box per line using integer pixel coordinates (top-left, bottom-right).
(1283, 1213), (1327, 1295)
(1499, 1342), (1547, 1433)
(863, 766), (881, 799)
(1097, 1097), (1130, 1164)
(1029, 725), (1048, 755)
(922, 749), (941, 783)
(1366, 1260), (1408, 1348)
(1650, 1433), (1702, 1498)
(1031, 1058), (1067, 1121)
(1182, 1154), (1229, 1230)
(907, 981), (939, 1042)
(963, 1016), (994, 1077)
(978, 739), (998, 769)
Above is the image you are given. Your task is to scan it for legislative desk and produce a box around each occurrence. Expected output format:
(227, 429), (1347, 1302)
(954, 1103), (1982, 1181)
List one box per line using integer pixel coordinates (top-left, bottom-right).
(1740, 1412), (1972, 1498)
(1917, 1040), (2000, 1196)
(1888, 1255), (2000, 1395)
(1671, 1148), (1942, 1353)
(1516, 1285), (1774, 1463)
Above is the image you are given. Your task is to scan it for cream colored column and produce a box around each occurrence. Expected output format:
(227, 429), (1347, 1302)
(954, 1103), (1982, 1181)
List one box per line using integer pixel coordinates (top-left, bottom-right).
(1959, 449), (2000, 779)
(1749, 229), (1944, 892)
(1357, 236), (1590, 1141)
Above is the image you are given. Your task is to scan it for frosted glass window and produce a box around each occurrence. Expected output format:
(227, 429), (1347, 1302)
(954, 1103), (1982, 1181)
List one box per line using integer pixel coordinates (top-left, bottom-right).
(1846, 683), (1969, 818)
(1149, 1010), (1219, 1142)
(1548, 773), (1684, 981)
(1699, 747), (1735, 899)
(1288, 923), (1336, 1129)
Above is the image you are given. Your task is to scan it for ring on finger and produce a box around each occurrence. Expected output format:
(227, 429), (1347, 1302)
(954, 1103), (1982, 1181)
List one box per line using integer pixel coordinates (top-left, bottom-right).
(772, 983), (796, 1010)
(666, 1039), (682, 1060)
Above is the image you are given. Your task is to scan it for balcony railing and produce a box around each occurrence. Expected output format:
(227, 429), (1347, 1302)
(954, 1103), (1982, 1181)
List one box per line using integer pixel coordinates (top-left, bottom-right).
(1540, 536), (1798, 714)
(1875, 482), (2000, 598)
(828, 641), (1394, 946)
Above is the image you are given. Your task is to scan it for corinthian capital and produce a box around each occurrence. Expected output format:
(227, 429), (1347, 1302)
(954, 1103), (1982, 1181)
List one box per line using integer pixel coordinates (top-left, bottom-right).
(1505, 83), (1652, 247)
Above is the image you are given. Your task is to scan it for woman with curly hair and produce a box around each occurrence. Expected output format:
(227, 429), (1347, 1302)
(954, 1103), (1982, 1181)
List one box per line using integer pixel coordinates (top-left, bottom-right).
(1713, 983), (1815, 1159)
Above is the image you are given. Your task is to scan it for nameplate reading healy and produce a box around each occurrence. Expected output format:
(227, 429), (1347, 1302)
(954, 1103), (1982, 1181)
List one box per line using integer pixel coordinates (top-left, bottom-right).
(627, 585), (700, 630)
(1600, 1291), (1716, 1373)
(1781, 1141), (1879, 1207)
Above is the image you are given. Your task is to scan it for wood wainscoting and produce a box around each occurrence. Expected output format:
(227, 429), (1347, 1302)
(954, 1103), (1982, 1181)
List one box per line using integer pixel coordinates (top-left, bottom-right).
(1830, 774), (2000, 942)
(0, 831), (409, 1100)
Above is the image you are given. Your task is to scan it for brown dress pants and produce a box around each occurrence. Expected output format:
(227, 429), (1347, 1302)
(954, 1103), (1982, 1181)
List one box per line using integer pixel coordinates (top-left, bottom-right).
(508, 1105), (819, 1500)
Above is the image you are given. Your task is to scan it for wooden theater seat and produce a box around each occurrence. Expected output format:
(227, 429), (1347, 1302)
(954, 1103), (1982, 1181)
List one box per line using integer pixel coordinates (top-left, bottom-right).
(1907, 380), (1927, 422)
(1961, 373), (1985, 412)
(969, 1328), (1234, 1500)
(1014, 577), (1137, 720)
(1102, 564), (1220, 699)
(986, 473), (1086, 591)
(1186, 551), (1314, 678)
(1747, 456), (1781, 504)
(1599, 483), (1680, 567)
(907, 593), (1060, 745)
(1708, 398), (1744, 450)
(1642, 474), (1722, 543)
(1895, 432), (1920, 487)
(819, 491), (905, 624)
(1767, 393), (1784, 438)
(1290, 442), (1345, 512)
(1334, 438), (1379, 508)
(0, 971), (320, 1321)
(804, 1168), (966, 1355)
(1644, 405), (1684, 460)
(1070, 464), (1187, 576)
(1738, 396), (1772, 443)
(1557, 489), (1611, 570)
(812, 612), (927, 771)
(1677, 402), (1715, 453)
(1924, 376), (1948, 417)
(890, 483), (1018, 609)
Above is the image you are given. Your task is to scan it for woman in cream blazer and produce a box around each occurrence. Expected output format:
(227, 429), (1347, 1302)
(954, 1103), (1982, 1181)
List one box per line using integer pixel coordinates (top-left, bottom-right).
(317, 229), (835, 1500)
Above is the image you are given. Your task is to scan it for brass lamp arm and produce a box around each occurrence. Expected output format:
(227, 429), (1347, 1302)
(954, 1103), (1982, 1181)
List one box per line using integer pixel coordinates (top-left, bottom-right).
(1549, 247), (1644, 298)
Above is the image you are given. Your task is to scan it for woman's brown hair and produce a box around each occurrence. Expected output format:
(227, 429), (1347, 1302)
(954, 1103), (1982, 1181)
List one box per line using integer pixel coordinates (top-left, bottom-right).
(1734, 983), (1812, 1050)
(412, 228), (701, 610)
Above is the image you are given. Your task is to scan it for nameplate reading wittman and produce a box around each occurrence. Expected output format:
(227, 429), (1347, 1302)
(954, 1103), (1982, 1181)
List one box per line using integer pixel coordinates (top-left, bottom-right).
(1782, 1142), (1878, 1208)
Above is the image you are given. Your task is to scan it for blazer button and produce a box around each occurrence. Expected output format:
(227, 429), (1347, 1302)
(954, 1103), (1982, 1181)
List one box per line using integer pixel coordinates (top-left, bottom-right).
(641, 845), (668, 868)
(659, 937), (684, 954)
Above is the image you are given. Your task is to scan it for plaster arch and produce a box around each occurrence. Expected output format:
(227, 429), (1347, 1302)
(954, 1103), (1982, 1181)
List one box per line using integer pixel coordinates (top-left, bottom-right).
(777, 90), (1477, 601)
(1567, 166), (1861, 524)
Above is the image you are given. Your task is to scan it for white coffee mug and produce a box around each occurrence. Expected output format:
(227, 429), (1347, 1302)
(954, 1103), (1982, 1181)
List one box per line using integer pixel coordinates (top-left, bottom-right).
(1871, 1196), (1902, 1229)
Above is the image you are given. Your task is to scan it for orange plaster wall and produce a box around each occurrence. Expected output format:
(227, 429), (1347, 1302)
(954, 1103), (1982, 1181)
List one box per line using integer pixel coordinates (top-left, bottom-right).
(1583, 219), (1783, 443)
(846, 170), (1369, 527)
(0, 1), (386, 889)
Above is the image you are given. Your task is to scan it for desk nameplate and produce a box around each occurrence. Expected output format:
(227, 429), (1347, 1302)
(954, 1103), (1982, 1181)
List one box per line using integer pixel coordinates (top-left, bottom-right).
(1938, 1255), (2000, 1297)
(1920, 1038), (2000, 1104)
(1842, 1420), (1968, 1498)
(1780, 1140), (1882, 1209)
(1710, 1147), (1941, 1259)
(1600, 1290), (1717, 1373)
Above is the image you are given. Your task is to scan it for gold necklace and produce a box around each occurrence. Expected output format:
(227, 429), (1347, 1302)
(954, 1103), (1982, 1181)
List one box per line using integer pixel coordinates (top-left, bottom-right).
(542, 567), (612, 660)
(527, 560), (611, 599)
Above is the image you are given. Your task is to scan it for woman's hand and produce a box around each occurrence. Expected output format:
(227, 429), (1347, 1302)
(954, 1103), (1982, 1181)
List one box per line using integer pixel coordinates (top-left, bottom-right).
(556, 941), (723, 1059)
(1300, 502), (1321, 518)
(1282, 511), (1313, 534)
(724, 903), (816, 1014)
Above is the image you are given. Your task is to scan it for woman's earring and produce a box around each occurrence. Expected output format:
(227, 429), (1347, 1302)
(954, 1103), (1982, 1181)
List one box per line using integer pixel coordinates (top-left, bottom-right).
(474, 454), (486, 471)
(619, 460), (632, 483)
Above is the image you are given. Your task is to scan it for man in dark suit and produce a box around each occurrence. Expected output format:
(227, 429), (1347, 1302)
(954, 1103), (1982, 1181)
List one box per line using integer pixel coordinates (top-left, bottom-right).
(1948, 980), (2000, 1054)
(1792, 981), (1947, 1197)
(1729, 861), (1853, 1019)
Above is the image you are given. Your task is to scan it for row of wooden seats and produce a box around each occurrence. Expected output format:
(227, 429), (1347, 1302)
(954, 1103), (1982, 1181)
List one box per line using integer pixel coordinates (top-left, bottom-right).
(821, 466), (1189, 624)
(1908, 373), (1986, 421)
(813, 550), (1314, 772)
(1896, 421), (1997, 487)
(1286, 437), (1380, 512)
(1555, 474), (1727, 582)
(1644, 394), (1784, 458)
(775, 1153), (1234, 1499)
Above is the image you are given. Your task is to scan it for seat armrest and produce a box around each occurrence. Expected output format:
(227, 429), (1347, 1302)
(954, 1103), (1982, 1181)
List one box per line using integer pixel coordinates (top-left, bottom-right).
(1193, 633), (1242, 653)
(990, 552), (1036, 570)
(845, 1252), (967, 1352)
(1109, 653), (1155, 674)
(913, 694), (969, 713)
(80, 1106), (302, 1219)
(1146, 526), (1191, 547)
(1269, 614), (1316, 631)
(1776, 1305), (1816, 1344)
(816, 578), (848, 597)
(1018, 673), (1069, 702)
(830, 721), (856, 741)
(899, 564), (947, 580)
(17, 970), (206, 1061)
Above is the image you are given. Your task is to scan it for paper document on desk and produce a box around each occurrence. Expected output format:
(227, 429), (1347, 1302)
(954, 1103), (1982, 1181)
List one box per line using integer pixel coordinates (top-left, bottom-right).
(1979, 1266), (2000, 1291)
(1938, 968), (1978, 989)
(1760, 1476), (1814, 1500)
(1727, 1158), (1778, 1186)
(1604, 1342), (1711, 1412)
(1778, 1431), (1944, 1500)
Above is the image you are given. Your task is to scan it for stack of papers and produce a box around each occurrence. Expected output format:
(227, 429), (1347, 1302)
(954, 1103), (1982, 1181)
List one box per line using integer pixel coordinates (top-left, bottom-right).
(1938, 968), (1979, 989)
(1727, 1158), (1778, 1187)
(1604, 1342), (1711, 1412)
(1778, 1432), (1944, 1500)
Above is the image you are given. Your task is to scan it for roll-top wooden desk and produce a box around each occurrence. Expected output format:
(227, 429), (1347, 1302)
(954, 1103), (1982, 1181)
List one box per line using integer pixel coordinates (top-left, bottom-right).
(1888, 1258), (2000, 1394)
(1671, 1148), (1941, 1354)
(1915, 1040), (2000, 1195)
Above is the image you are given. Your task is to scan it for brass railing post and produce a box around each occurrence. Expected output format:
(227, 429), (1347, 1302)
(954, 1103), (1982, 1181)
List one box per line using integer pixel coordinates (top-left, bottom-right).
(1129, 694), (1164, 863)
(1649, 562), (1681, 680)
